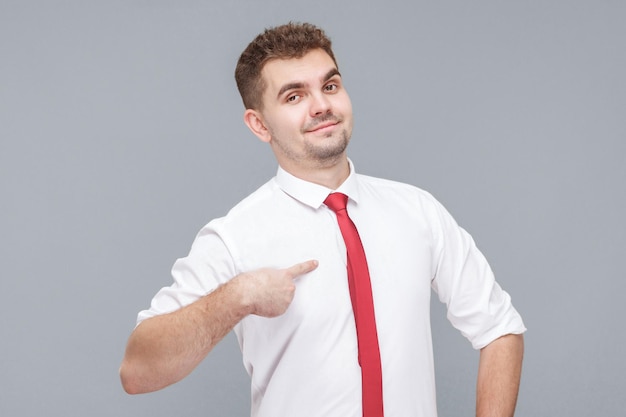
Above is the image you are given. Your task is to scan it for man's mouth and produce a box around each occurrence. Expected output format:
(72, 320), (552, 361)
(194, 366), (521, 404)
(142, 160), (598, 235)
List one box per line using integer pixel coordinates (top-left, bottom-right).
(307, 121), (338, 133)
(304, 115), (341, 133)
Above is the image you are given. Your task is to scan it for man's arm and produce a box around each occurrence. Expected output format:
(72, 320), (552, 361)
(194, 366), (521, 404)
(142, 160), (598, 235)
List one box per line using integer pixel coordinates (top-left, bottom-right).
(119, 260), (318, 394)
(476, 333), (524, 417)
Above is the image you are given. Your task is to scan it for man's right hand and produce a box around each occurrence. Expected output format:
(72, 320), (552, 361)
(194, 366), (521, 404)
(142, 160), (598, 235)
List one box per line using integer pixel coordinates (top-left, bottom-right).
(120, 259), (318, 394)
(235, 260), (319, 318)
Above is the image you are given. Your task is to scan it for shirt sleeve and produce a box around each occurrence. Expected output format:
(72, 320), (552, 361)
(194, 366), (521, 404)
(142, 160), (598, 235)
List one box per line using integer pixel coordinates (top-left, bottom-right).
(136, 219), (237, 325)
(428, 197), (526, 349)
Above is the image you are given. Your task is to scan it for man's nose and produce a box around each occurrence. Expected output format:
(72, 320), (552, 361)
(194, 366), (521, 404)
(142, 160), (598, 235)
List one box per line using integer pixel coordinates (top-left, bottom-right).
(309, 92), (331, 116)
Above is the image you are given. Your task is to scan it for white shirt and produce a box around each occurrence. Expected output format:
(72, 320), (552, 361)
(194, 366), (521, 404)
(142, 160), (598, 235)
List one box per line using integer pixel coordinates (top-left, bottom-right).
(138, 160), (526, 417)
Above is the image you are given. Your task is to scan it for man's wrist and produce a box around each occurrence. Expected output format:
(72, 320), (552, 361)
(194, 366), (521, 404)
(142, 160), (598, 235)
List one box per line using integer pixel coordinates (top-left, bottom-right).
(226, 273), (257, 316)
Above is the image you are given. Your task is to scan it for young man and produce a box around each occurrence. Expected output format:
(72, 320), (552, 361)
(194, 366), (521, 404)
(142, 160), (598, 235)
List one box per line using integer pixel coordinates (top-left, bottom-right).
(120, 22), (526, 417)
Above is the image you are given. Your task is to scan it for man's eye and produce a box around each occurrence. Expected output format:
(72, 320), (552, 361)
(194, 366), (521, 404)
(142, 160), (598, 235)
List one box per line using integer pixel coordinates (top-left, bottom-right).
(325, 84), (337, 92)
(287, 94), (300, 102)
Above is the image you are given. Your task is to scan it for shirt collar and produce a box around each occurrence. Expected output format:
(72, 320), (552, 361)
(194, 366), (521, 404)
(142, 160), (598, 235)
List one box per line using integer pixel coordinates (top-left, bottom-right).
(275, 159), (361, 209)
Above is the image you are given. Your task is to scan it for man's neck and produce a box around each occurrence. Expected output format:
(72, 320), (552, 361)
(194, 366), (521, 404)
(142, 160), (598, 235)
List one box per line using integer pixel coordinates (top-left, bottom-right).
(279, 156), (350, 190)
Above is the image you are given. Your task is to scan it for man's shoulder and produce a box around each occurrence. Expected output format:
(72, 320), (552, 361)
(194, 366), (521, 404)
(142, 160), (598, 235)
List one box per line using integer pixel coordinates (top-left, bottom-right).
(224, 177), (282, 218)
(355, 173), (436, 201)
(196, 178), (283, 241)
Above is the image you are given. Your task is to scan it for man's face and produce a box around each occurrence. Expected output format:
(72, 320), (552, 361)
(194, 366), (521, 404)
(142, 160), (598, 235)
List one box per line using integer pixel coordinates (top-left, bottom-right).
(251, 49), (353, 172)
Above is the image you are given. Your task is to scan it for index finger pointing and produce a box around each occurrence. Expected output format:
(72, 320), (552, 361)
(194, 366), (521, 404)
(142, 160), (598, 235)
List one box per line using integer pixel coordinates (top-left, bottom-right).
(285, 260), (319, 279)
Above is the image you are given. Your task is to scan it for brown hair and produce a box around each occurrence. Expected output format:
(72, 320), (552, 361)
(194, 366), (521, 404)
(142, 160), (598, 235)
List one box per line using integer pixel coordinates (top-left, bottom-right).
(235, 22), (337, 110)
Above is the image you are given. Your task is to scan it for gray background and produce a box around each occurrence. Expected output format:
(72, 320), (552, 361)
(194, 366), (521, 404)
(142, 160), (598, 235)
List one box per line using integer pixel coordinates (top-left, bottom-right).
(1, 1), (624, 416)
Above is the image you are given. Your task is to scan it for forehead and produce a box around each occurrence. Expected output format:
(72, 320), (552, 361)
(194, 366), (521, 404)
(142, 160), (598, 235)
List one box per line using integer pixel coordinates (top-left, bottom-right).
(261, 49), (338, 94)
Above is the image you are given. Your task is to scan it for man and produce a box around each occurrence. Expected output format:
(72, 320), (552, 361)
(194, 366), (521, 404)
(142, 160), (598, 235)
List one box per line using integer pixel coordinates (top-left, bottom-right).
(120, 22), (526, 417)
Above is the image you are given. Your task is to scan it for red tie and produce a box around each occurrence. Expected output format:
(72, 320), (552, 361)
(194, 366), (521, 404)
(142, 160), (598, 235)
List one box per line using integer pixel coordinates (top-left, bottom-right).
(324, 193), (384, 417)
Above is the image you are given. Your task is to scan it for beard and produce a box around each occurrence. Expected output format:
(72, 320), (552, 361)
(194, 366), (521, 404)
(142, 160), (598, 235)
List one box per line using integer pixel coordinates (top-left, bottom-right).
(269, 112), (352, 167)
(301, 128), (350, 162)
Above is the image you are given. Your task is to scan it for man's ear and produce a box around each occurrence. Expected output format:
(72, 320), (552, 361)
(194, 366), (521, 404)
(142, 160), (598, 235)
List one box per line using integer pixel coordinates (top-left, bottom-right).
(243, 109), (271, 143)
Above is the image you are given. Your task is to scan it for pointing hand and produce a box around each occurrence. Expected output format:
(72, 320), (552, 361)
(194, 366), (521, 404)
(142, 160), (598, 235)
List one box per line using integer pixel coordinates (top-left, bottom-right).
(235, 260), (318, 318)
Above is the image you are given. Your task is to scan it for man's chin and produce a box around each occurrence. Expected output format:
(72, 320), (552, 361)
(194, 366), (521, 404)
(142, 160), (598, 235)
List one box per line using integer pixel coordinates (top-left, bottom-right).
(306, 136), (349, 162)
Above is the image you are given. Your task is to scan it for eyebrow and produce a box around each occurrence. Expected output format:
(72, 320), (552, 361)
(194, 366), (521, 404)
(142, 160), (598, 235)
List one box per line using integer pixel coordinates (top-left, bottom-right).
(276, 68), (342, 99)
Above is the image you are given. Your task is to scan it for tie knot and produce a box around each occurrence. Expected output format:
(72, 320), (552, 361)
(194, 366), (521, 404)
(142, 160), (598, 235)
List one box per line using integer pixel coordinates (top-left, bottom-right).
(324, 192), (349, 213)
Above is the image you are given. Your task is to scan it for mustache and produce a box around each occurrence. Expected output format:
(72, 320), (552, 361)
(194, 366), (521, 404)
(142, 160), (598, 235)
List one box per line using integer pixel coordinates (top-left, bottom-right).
(303, 113), (342, 132)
